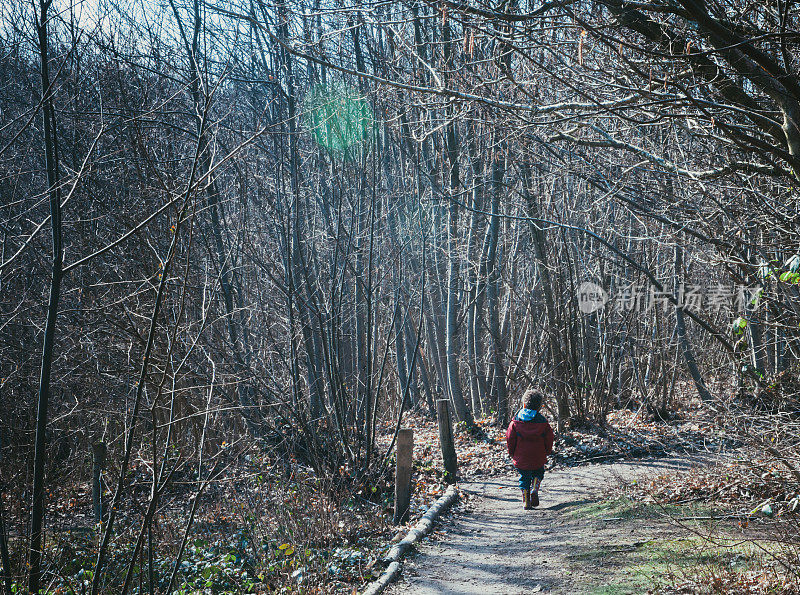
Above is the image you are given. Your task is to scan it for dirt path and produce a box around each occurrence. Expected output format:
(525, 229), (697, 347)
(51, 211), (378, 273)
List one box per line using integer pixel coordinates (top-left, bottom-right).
(388, 455), (720, 594)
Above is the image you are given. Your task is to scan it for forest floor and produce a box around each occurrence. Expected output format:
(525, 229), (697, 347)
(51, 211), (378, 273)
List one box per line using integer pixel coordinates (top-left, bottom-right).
(12, 402), (799, 593)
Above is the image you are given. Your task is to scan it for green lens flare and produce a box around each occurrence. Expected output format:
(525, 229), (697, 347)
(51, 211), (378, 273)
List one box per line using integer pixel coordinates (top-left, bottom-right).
(303, 83), (373, 157)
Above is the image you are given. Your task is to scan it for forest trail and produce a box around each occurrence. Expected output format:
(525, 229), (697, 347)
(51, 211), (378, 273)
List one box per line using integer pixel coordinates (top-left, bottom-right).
(388, 455), (719, 594)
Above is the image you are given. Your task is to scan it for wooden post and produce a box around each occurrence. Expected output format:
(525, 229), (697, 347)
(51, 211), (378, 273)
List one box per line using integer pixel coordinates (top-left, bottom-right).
(437, 399), (457, 484)
(91, 442), (107, 523)
(394, 429), (414, 524)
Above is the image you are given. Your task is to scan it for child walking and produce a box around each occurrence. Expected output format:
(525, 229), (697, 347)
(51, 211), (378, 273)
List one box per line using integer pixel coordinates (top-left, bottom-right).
(506, 389), (555, 509)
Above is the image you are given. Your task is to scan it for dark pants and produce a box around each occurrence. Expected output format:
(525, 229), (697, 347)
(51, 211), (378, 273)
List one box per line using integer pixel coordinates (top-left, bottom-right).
(516, 467), (544, 491)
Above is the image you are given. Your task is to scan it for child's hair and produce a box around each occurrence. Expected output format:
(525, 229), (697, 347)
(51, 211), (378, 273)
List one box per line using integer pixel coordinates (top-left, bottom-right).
(521, 389), (543, 411)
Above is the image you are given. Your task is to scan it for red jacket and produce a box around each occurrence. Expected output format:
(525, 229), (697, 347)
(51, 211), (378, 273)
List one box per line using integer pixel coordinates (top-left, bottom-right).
(506, 412), (555, 470)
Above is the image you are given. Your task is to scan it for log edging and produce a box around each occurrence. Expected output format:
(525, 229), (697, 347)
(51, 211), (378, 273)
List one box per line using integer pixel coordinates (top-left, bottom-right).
(361, 485), (459, 595)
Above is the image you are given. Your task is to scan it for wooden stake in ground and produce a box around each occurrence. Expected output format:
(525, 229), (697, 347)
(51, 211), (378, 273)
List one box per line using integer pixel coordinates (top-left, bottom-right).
(437, 399), (457, 484)
(91, 441), (107, 523)
(394, 429), (414, 524)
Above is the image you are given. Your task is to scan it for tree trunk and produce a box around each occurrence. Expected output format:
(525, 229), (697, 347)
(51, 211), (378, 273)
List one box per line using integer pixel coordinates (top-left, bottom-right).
(394, 294), (412, 408)
(487, 146), (508, 425)
(178, 0), (265, 439)
(674, 243), (713, 402)
(465, 122), (488, 415)
(29, 2), (63, 590)
(0, 497), (10, 595)
(0, 431), (12, 595)
(521, 163), (571, 431)
(442, 17), (474, 427)
(437, 399), (458, 484)
(403, 315), (421, 407)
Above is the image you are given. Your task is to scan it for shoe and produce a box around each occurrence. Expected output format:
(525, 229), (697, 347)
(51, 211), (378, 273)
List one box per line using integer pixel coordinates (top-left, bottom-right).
(530, 491), (539, 507)
(524, 489), (533, 510)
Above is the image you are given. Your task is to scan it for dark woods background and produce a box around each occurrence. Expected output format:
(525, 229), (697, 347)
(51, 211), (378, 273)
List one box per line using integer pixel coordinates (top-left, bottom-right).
(2, 0), (800, 591)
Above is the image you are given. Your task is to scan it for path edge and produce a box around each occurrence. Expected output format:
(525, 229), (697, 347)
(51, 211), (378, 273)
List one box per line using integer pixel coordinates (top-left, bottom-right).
(360, 484), (460, 595)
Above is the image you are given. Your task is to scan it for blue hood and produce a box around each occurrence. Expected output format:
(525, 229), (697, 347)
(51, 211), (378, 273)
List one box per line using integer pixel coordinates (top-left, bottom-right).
(515, 408), (538, 421)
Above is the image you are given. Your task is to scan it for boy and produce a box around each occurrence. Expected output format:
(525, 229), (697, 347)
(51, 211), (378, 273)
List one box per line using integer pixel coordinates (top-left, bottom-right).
(506, 389), (555, 509)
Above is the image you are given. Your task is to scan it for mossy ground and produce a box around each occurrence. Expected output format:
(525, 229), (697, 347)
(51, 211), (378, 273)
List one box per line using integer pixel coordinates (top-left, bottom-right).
(567, 496), (717, 521)
(568, 497), (780, 594)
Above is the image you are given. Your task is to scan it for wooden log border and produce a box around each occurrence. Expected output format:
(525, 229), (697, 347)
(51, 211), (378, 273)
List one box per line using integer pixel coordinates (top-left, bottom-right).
(361, 485), (460, 595)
